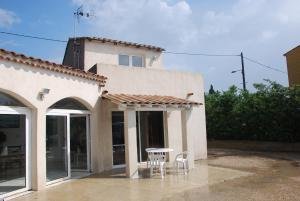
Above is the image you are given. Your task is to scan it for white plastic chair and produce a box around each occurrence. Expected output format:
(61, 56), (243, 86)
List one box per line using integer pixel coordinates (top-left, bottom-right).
(173, 151), (189, 174)
(147, 152), (166, 178)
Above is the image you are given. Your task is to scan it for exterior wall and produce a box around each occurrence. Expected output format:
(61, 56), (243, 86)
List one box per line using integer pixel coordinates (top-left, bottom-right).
(0, 60), (101, 192)
(96, 100), (117, 172)
(62, 39), (85, 70)
(285, 47), (300, 86)
(166, 111), (183, 162)
(97, 64), (207, 160)
(84, 40), (163, 71)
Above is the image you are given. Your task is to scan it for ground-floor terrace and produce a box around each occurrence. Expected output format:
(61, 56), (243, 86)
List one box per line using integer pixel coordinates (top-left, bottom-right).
(6, 149), (300, 201)
(0, 90), (205, 200)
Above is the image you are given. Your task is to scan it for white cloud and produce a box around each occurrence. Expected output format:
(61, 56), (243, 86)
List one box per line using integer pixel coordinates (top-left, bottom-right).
(73, 0), (300, 91)
(260, 30), (277, 41)
(73, 0), (197, 49)
(0, 8), (20, 28)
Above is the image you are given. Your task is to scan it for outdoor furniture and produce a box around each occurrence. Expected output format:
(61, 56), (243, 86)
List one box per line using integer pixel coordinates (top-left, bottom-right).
(146, 148), (174, 178)
(173, 151), (189, 174)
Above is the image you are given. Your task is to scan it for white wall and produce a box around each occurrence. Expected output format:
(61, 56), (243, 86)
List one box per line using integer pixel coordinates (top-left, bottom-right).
(0, 60), (101, 191)
(97, 64), (207, 160)
(84, 41), (163, 71)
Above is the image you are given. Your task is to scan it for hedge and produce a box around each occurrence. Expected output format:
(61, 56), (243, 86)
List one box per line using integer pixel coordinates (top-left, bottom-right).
(205, 80), (300, 142)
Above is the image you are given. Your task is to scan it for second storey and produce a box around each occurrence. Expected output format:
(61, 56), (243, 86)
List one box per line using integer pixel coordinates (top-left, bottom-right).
(63, 37), (165, 71)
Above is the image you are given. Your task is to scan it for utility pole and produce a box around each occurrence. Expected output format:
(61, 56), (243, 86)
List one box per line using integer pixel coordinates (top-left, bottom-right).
(240, 52), (246, 91)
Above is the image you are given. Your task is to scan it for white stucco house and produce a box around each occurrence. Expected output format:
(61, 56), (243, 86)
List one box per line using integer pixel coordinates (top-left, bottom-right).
(0, 37), (207, 199)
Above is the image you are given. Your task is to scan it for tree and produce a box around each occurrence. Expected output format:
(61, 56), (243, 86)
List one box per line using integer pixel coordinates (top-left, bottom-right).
(209, 84), (216, 94)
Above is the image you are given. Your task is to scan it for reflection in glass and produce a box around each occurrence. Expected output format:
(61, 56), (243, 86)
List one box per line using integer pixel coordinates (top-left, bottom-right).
(70, 116), (87, 170)
(0, 92), (25, 107)
(49, 98), (88, 110)
(132, 56), (144, 67)
(46, 116), (68, 182)
(137, 111), (164, 162)
(118, 55), (129, 66)
(112, 112), (125, 166)
(0, 114), (26, 195)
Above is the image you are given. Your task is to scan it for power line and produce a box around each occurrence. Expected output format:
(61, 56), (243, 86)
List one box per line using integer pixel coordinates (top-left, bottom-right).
(163, 51), (239, 57)
(0, 31), (67, 43)
(0, 30), (289, 75)
(244, 56), (287, 74)
(164, 50), (287, 75)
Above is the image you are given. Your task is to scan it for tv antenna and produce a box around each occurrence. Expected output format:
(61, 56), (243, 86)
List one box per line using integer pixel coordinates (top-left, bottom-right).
(73, 5), (91, 69)
(73, 5), (90, 38)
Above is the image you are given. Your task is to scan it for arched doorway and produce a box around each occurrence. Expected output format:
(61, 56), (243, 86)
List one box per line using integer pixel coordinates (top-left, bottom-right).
(0, 92), (31, 198)
(46, 98), (90, 184)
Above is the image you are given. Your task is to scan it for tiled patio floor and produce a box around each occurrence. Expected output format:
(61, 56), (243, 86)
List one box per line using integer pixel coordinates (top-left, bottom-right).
(10, 161), (251, 201)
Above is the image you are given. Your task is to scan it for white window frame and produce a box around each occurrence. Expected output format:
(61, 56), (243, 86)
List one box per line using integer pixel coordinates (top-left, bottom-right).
(46, 109), (91, 186)
(111, 110), (126, 169)
(118, 54), (130, 66)
(0, 106), (31, 199)
(70, 114), (91, 172)
(118, 54), (145, 67)
(131, 55), (144, 67)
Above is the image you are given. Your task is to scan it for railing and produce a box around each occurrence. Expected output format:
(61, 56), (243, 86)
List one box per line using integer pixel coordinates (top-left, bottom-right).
(113, 144), (125, 165)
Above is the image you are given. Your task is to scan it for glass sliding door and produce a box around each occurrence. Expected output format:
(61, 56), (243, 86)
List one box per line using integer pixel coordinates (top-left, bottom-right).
(112, 112), (125, 167)
(137, 111), (165, 162)
(70, 115), (89, 171)
(46, 115), (69, 182)
(0, 114), (27, 196)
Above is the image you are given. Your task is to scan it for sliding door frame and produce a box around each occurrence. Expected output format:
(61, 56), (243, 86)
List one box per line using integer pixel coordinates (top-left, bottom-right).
(70, 114), (91, 172)
(0, 106), (31, 199)
(45, 112), (70, 185)
(46, 109), (90, 185)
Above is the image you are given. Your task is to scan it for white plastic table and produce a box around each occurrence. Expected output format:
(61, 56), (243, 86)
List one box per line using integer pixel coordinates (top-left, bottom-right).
(146, 148), (174, 153)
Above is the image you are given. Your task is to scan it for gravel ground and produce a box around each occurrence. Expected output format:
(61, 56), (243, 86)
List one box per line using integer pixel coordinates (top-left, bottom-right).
(163, 149), (300, 201)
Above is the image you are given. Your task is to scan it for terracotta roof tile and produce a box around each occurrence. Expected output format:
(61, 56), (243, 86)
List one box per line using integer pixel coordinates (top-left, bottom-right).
(0, 48), (107, 86)
(102, 93), (202, 107)
(73, 37), (165, 52)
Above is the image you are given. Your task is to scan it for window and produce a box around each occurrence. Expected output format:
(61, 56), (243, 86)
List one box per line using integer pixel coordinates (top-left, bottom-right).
(132, 56), (144, 67)
(49, 98), (88, 110)
(119, 55), (129, 66)
(118, 54), (145, 67)
(0, 92), (25, 107)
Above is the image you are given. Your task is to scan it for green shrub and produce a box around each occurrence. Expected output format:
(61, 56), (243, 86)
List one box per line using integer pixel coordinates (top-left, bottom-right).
(205, 80), (300, 142)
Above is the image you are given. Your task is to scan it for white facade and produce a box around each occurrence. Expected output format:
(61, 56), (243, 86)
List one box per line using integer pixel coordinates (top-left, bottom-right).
(0, 37), (207, 200)
(84, 40), (163, 70)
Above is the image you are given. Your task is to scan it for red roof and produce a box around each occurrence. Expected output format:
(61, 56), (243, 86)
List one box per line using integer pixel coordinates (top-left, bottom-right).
(102, 93), (202, 106)
(72, 37), (165, 52)
(0, 48), (107, 86)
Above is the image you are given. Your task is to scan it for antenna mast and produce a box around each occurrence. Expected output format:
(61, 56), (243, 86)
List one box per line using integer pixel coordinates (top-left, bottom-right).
(73, 5), (90, 69)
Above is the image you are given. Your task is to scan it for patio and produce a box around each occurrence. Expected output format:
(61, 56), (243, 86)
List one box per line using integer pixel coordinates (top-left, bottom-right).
(10, 160), (250, 201)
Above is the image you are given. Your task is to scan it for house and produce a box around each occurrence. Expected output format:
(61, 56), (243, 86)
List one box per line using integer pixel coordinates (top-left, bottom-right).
(284, 45), (300, 86)
(0, 37), (207, 199)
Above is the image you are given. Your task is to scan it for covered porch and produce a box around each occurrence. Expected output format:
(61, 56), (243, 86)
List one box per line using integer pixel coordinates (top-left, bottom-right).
(102, 93), (202, 178)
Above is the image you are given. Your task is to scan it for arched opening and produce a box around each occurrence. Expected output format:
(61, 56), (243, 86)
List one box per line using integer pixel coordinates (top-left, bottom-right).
(0, 91), (31, 198)
(46, 98), (91, 183)
(49, 98), (88, 110)
(0, 92), (26, 107)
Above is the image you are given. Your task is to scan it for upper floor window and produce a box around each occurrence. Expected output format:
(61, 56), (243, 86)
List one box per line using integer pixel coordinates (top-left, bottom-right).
(119, 54), (144, 67)
(119, 55), (130, 66)
(132, 56), (144, 67)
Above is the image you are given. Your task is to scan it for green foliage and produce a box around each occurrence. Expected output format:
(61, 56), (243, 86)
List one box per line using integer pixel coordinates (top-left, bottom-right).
(209, 84), (216, 94)
(205, 80), (300, 142)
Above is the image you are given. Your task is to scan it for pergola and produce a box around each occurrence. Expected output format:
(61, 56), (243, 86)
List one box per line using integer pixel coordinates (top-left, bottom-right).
(102, 93), (202, 178)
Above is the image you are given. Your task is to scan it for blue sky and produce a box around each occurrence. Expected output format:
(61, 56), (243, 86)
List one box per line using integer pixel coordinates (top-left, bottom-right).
(1, 0), (300, 91)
